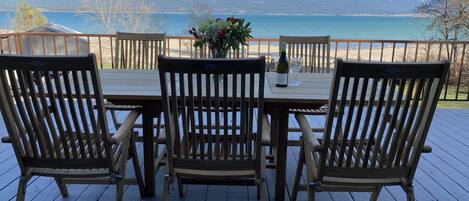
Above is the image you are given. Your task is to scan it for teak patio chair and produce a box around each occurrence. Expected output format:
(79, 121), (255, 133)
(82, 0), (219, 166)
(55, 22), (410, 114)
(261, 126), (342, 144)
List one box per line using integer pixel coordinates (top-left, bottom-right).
(114, 32), (167, 70)
(107, 31), (167, 133)
(277, 35), (332, 147)
(279, 35), (331, 74)
(114, 32), (171, 174)
(158, 56), (269, 200)
(106, 32), (168, 172)
(0, 54), (144, 201)
(291, 59), (449, 201)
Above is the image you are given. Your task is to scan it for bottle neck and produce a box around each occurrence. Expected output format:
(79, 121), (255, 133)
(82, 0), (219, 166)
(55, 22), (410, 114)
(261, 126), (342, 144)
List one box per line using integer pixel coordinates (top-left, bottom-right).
(280, 51), (287, 60)
(280, 42), (287, 52)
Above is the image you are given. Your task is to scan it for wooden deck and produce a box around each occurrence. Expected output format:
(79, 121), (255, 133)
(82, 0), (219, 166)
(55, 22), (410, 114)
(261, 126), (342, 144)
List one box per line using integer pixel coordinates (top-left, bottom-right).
(0, 108), (468, 201)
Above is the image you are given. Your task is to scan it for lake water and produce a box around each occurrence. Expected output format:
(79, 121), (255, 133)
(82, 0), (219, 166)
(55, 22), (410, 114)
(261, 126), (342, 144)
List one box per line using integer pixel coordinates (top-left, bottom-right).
(0, 11), (432, 40)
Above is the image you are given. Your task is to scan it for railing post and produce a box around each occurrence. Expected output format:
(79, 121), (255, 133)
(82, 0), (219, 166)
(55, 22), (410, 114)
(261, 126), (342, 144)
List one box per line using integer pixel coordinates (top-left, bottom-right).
(455, 43), (465, 100)
(15, 33), (23, 55)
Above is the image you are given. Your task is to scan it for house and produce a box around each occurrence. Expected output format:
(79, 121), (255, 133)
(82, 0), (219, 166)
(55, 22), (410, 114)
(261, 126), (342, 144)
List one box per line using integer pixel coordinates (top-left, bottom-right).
(1, 23), (90, 55)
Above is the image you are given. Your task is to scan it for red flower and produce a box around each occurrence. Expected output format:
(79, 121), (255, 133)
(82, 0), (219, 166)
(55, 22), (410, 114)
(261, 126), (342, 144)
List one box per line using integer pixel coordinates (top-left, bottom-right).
(227, 17), (239, 23)
(218, 29), (226, 39)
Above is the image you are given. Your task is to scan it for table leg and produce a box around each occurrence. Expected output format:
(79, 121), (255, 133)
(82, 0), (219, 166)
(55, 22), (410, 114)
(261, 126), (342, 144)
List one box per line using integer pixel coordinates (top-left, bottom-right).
(143, 107), (155, 197)
(274, 109), (289, 201)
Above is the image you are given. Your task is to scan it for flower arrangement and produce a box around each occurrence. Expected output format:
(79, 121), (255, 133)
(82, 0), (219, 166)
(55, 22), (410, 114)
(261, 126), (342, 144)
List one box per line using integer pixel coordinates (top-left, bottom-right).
(189, 17), (253, 58)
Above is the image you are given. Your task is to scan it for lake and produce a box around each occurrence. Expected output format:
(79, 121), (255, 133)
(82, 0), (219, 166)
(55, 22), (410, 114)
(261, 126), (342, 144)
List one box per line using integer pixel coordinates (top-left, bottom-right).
(0, 11), (432, 40)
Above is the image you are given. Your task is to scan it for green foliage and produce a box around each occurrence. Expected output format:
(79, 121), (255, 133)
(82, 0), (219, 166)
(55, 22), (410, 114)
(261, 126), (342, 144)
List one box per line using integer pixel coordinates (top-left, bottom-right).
(14, 0), (48, 31)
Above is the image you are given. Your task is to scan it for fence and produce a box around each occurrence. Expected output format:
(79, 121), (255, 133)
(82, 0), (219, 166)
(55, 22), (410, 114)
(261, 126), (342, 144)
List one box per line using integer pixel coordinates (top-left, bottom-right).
(0, 32), (468, 101)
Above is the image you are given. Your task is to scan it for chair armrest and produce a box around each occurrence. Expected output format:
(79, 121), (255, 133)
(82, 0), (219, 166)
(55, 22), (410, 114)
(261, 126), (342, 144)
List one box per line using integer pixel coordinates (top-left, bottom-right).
(110, 110), (141, 144)
(261, 113), (271, 145)
(1, 136), (11, 143)
(422, 145), (432, 153)
(295, 113), (322, 152)
(96, 103), (140, 111)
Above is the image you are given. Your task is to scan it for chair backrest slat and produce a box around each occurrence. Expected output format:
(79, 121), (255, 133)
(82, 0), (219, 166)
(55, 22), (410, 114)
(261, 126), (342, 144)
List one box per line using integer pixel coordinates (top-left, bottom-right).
(279, 36), (331, 73)
(187, 73), (197, 159)
(80, 69), (103, 159)
(33, 71), (62, 158)
(179, 73), (189, 159)
(231, 74), (237, 160)
(398, 80), (425, 167)
(319, 59), (449, 180)
(213, 73), (221, 160)
(52, 71), (79, 159)
(223, 73), (229, 160)
(34, 71), (62, 159)
(114, 32), (166, 70)
(158, 56), (265, 174)
(18, 70), (49, 158)
(43, 72), (70, 159)
(0, 54), (114, 171)
(6, 70), (40, 158)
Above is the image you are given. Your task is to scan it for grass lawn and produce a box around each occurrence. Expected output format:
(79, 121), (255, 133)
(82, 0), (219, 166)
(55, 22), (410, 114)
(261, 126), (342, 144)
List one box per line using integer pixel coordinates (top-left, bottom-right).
(438, 100), (469, 108)
(438, 85), (469, 108)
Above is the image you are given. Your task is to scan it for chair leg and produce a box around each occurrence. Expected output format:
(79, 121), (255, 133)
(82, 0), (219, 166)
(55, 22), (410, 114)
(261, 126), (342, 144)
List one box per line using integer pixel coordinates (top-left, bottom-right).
(177, 177), (184, 197)
(370, 186), (382, 201)
(116, 177), (125, 201)
(130, 133), (145, 197)
(405, 185), (415, 201)
(116, 135), (131, 201)
(54, 177), (69, 197)
(163, 175), (170, 201)
(16, 176), (28, 201)
(292, 145), (305, 201)
(154, 115), (163, 173)
(116, 162), (128, 201)
(257, 179), (261, 199)
(257, 177), (267, 201)
(270, 113), (278, 164)
(306, 186), (315, 201)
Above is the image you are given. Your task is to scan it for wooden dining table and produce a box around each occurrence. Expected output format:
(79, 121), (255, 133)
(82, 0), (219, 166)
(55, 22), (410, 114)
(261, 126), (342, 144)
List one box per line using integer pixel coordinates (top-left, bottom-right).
(99, 69), (333, 201)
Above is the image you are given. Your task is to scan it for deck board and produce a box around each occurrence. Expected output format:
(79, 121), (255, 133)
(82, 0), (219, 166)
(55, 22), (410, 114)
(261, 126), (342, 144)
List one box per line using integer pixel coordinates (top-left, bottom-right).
(0, 109), (468, 201)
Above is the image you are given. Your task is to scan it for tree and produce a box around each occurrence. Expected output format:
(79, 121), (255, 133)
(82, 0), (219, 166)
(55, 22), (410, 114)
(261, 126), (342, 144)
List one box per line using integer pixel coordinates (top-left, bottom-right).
(82, 0), (159, 34)
(416, 0), (469, 40)
(183, 1), (213, 57)
(14, 0), (48, 32)
(187, 1), (213, 31)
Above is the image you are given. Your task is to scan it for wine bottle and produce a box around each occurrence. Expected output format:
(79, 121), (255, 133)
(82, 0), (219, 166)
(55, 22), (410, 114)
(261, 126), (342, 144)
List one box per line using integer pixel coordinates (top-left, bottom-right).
(276, 50), (289, 87)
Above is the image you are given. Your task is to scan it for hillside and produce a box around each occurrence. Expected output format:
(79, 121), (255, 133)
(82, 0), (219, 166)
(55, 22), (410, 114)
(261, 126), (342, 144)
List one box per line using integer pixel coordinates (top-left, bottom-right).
(0, 0), (422, 15)
(155, 0), (422, 15)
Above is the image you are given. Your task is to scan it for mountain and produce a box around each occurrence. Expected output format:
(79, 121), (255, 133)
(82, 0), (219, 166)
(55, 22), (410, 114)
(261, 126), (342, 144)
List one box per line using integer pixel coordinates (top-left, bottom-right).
(155, 0), (422, 15)
(1, 0), (423, 15)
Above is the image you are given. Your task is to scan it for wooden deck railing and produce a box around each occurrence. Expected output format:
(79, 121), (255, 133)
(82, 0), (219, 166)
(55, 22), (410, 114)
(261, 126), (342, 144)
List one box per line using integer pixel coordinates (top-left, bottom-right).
(1, 32), (468, 101)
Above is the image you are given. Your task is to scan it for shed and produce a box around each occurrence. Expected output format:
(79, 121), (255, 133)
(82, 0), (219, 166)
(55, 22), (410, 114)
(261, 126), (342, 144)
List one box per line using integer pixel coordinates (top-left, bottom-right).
(2, 23), (90, 55)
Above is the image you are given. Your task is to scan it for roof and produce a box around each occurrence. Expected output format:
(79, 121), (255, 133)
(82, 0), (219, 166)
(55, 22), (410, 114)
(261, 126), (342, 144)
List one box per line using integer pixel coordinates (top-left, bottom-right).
(27, 23), (88, 43)
(27, 23), (82, 34)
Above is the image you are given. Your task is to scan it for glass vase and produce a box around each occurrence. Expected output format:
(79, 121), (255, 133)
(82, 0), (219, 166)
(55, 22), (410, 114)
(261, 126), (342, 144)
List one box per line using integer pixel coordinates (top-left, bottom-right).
(210, 48), (228, 83)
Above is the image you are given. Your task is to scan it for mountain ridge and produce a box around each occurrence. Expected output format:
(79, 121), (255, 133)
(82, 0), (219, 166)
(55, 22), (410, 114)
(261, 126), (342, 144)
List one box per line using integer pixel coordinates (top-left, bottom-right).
(1, 0), (423, 15)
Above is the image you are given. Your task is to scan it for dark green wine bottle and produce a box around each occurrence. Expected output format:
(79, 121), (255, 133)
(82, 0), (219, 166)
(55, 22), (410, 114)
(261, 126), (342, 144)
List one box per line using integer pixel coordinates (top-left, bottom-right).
(276, 51), (289, 87)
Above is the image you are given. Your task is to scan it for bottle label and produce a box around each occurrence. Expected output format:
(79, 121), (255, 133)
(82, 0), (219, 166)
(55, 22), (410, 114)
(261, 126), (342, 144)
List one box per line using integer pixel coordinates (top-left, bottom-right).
(276, 73), (288, 85)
